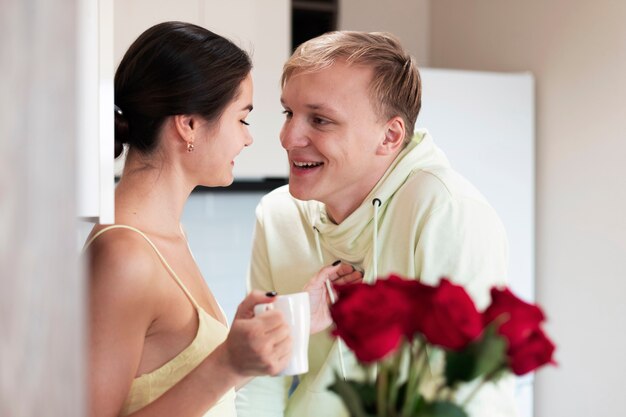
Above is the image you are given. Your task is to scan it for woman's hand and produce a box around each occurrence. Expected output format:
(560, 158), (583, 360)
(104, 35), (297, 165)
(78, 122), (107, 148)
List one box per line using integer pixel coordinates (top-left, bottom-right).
(304, 262), (363, 334)
(221, 291), (292, 378)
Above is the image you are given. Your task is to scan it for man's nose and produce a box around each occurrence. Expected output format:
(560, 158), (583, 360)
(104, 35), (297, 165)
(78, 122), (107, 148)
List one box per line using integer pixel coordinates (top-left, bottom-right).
(280, 119), (309, 150)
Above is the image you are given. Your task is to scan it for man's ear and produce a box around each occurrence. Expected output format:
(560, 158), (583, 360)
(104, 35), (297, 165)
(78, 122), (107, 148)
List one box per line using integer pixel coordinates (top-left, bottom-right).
(376, 116), (406, 155)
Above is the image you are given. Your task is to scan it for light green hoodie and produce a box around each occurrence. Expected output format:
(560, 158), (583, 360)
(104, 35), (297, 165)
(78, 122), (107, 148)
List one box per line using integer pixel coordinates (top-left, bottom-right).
(236, 130), (518, 417)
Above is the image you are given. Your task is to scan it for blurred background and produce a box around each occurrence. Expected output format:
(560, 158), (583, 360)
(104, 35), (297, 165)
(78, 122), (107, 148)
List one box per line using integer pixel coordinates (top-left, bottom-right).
(2, 1), (625, 416)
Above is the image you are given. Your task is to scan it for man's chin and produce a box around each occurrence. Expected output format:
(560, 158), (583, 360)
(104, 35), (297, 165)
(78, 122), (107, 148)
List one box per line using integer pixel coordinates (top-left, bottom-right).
(288, 183), (316, 202)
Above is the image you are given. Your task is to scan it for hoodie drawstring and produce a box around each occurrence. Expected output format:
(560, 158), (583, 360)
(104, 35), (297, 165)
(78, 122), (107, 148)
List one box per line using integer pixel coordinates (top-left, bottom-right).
(313, 226), (324, 264)
(312, 197), (382, 382)
(369, 198), (383, 383)
(313, 225), (348, 380)
(371, 198), (382, 285)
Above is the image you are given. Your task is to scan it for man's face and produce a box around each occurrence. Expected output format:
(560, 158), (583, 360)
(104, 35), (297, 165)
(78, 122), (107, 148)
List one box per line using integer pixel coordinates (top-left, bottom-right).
(280, 61), (389, 218)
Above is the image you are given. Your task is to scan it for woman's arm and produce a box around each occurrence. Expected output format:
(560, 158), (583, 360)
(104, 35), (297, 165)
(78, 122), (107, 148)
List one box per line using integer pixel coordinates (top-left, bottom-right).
(88, 232), (162, 417)
(88, 232), (291, 417)
(128, 291), (291, 417)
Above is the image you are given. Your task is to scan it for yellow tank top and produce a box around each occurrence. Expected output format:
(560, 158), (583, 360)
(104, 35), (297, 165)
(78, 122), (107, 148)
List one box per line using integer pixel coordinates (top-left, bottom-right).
(85, 225), (236, 417)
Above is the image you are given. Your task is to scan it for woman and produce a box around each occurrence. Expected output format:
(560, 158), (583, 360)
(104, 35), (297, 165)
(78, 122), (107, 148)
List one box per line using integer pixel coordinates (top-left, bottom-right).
(85, 22), (360, 417)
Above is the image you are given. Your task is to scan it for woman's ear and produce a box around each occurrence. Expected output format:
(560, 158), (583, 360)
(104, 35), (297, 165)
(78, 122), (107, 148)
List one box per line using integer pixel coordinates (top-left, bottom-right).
(171, 114), (202, 152)
(376, 116), (406, 155)
(172, 114), (195, 141)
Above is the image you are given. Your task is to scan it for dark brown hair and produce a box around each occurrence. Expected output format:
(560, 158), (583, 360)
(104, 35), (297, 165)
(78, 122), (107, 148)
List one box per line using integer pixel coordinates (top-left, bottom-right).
(114, 21), (252, 158)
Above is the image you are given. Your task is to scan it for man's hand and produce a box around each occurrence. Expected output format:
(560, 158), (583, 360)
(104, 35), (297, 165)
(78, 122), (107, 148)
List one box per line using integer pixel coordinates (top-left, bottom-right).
(304, 262), (363, 334)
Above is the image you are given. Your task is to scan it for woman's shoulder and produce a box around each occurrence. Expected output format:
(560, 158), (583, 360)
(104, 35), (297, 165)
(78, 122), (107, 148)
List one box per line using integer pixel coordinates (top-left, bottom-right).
(86, 225), (163, 306)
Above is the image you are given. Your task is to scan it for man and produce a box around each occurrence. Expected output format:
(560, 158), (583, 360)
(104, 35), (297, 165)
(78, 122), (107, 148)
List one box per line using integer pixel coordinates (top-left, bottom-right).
(236, 31), (517, 417)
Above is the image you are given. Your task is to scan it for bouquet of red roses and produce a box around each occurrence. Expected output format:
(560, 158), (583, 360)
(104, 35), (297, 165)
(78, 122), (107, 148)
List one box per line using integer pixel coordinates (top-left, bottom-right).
(328, 274), (556, 417)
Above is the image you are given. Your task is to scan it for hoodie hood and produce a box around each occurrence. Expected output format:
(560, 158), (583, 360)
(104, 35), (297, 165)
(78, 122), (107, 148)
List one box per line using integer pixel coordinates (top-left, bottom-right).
(305, 129), (451, 270)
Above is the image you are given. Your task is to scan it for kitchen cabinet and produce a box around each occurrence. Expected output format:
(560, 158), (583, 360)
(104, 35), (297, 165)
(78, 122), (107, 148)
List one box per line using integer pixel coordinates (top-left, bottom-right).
(77, 0), (114, 223)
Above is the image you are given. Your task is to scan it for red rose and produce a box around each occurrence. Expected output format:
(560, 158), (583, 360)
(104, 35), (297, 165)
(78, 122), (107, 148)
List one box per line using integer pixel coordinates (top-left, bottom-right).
(419, 278), (484, 351)
(508, 327), (556, 375)
(484, 287), (556, 374)
(382, 274), (438, 338)
(483, 287), (545, 349)
(331, 278), (413, 363)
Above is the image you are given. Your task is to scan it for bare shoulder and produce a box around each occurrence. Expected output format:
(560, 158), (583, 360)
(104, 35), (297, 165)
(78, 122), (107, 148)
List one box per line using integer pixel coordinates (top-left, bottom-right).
(85, 227), (164, 416)
(86, 227), (162, 318)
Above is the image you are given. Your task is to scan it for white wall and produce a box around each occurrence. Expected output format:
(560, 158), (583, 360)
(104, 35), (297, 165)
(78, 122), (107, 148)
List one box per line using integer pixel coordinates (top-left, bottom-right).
(429, 1), (626, 416)
(339, 0), (430, 66)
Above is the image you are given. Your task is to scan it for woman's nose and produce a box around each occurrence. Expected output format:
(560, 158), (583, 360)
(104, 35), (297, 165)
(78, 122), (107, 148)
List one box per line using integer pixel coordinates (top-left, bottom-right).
(244, 130), (253, 147)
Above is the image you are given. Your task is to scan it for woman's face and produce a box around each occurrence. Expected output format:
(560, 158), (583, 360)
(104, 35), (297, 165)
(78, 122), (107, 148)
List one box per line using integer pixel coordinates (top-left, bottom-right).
(194, 73), (254, 186)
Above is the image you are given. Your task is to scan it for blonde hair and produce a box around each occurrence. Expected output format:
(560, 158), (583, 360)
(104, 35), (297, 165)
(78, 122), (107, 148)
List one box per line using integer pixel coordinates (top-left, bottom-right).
(282, 31), (421, 142)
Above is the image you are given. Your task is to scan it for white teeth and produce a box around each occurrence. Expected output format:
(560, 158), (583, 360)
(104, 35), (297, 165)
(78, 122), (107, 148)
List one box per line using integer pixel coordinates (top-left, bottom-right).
(294, 161), (323, 168)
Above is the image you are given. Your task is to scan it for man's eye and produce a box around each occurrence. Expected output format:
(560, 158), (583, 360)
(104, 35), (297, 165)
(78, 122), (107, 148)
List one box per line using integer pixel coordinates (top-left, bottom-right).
(282, 110), (293, 119)
(313, 117), (329, 125)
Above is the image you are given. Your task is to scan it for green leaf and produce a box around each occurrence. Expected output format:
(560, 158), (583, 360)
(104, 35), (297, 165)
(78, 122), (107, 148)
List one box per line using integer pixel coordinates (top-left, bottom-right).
(328, 374), (376, 417)
(349, 380), (378, 413)
(444, 349), (476, 385)
(418, 401), (469, 417)
(472, 325), (507, 378)
(444, 324), (508, 386)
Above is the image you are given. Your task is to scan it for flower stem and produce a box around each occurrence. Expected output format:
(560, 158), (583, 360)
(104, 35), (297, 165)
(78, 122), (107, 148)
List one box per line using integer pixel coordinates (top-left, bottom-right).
(388, 344), (404, 414)
(377, 362), (389, 417)
(401, 340), (425, 416)
(461, 364), (506, 407)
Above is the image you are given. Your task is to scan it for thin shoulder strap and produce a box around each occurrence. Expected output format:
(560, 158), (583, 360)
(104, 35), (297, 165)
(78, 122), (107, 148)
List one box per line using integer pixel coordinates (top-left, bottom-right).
(84, 225), (202, 310)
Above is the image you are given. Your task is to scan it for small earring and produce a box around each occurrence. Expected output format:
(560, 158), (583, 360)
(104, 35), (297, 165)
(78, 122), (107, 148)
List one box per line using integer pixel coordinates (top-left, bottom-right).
(187, 142), (195, 152)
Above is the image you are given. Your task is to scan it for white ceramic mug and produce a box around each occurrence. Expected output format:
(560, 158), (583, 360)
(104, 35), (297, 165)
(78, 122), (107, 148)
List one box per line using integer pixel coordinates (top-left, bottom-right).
(254, 292), (310, 375)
